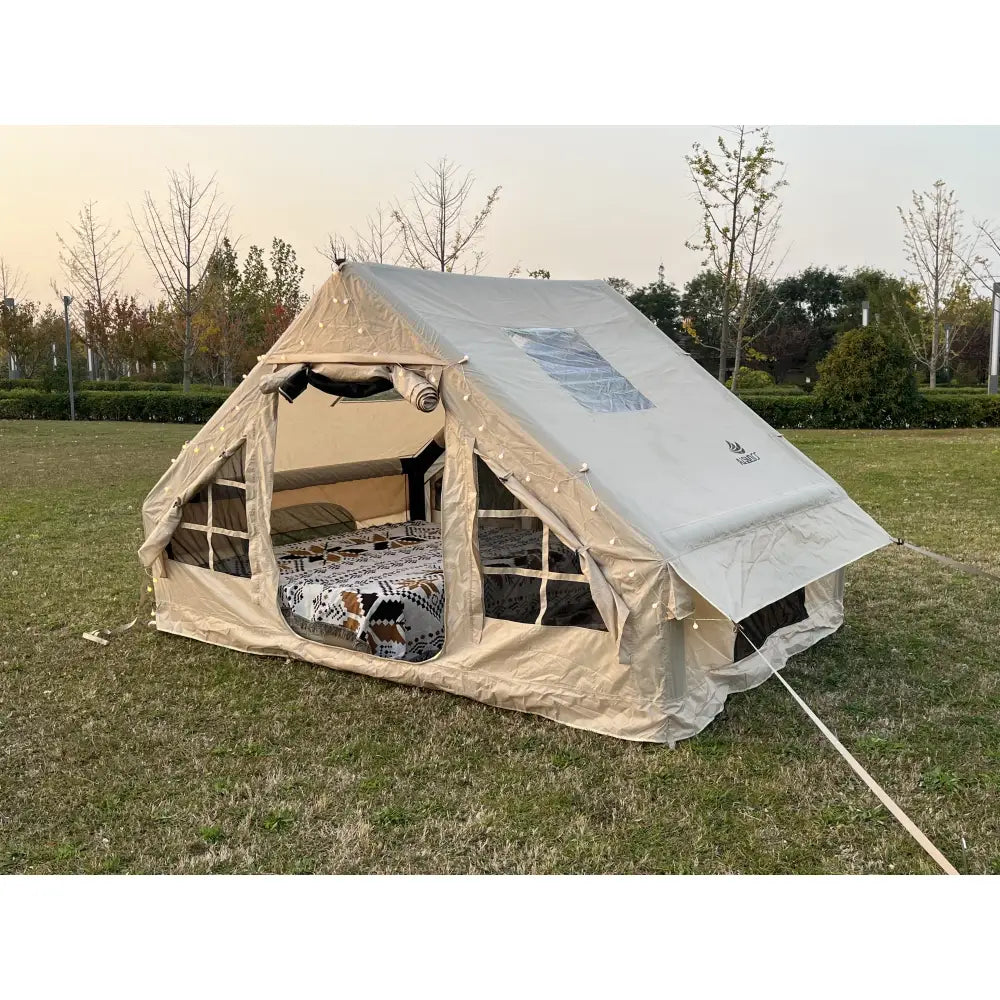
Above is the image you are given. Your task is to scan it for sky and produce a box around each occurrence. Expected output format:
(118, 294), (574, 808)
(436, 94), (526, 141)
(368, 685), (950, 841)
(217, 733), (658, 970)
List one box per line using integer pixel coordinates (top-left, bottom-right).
(2, 125), (1000, 307)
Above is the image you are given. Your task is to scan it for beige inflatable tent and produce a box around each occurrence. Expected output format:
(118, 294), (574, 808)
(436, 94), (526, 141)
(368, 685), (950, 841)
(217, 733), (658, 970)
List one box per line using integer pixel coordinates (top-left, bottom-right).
(139, 262), (891, 743)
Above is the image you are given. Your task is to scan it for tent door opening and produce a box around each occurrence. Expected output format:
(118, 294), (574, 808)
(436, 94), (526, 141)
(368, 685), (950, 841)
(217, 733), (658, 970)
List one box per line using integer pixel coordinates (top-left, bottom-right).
(268, 379), (448, 663)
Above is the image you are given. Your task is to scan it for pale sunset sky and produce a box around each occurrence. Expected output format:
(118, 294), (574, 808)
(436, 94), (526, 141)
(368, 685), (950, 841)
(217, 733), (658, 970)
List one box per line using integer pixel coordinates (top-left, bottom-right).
(2, 125), (1000, 306)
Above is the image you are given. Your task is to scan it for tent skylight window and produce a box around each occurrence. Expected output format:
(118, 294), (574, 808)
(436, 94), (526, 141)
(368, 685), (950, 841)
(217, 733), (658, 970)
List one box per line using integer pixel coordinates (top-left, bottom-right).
(505, 327), (654, 414)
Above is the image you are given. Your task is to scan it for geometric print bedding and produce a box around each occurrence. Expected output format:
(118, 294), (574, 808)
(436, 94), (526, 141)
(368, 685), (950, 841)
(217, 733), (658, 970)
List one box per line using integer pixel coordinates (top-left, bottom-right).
(274, 520), (568, 662)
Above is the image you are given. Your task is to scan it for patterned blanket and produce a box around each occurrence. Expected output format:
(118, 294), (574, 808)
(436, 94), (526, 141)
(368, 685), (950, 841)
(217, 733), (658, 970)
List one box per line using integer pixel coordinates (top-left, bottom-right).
(275, 520), (565, 662)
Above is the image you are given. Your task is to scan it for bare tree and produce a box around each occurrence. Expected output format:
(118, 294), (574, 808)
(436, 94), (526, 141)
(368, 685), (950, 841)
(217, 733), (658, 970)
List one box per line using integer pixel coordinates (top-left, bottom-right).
(321, 205), (403, 267)
(685, 126), (786, 384)
(56, 200), (131, 380)
(898, 180), (979, 387)
(0, 257), (27, 302)
(130, 167), (230, 391)
(393, 157), (501, 273)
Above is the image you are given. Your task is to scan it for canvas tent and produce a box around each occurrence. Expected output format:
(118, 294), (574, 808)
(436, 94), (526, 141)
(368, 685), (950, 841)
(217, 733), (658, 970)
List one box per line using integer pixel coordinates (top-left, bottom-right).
(139, 262), (891, 743)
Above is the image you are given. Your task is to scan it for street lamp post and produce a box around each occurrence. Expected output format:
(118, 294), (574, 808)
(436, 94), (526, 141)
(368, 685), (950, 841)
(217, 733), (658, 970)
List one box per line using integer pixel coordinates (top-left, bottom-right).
(861, 300), (870, 328)
(990, 283), (1000, 396)
(62, 295), (76, 420)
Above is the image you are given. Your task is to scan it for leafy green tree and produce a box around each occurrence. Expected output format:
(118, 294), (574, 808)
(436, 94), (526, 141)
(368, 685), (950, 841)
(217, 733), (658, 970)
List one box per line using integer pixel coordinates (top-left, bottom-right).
(941, 283), (991, 383)
(836, 267), (912, 332)
(813, 325), (920, 428)
(627, 272), (681, 342)
(679, 268), (777, 375)
(678, 270), (727, 372)
(757, 266), (844, 380)
(267, 237), (307, 347)
(605, 276), (635, 297)
(0, 298), (45, 377)
(194, 239), (246, 385)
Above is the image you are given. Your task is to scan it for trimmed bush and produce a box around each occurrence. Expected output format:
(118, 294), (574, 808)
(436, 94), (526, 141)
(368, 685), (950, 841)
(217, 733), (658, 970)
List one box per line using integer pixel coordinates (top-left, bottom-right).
(726, 367), (775, 392)
(918, 393), (1000, 428)
(2, 384), (998, 430)
(0, 379), (43, 392)
(919, 386), (986, 395)
(743, 395), (820, 428)
(0, 378), (233, 394)
(740, 392), (1000, 429)
(737, 384), (805, 397)
(77, 380), (233, 393)
(0, 390), (225, 423)
(812, 327), (921, 429)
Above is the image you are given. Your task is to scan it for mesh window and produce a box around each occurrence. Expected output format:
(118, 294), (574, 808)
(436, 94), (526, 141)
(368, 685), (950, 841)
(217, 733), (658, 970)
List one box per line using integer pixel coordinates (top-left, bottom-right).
(548, 536), (582, 574)
(212, 485), (249, 533)
(734, 589), (807, 661)
(542, 580), (605, 630)
(505, 327), (654, 414)
(212, 534), (251, 578)
(181, 488), (210, 525)
(475, 453), (606, 632)
(483, 574), (541, 624)
(476, 456), (519, 511)
(216, 450), (245, 483)
(168, 526), (210, 568)
(167, 446), (252, 578)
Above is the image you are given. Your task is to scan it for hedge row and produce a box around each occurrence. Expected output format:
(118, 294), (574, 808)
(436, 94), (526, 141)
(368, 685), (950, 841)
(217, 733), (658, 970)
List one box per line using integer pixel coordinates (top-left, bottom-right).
(0, 390), (225, 423)
(0, 378), (233, 394)
(2, 386), (999, 429)
(744, 392), (1000, 429)
(736, 384), (806, 396)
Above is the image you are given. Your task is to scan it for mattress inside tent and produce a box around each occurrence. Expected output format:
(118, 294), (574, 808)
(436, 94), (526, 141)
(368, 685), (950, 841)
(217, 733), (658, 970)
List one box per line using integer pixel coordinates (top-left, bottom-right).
(274, 520), (604, 662)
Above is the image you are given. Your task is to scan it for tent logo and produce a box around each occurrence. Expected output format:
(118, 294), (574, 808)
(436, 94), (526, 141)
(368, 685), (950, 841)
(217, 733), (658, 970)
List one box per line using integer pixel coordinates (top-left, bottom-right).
(727, 440), (760, 465)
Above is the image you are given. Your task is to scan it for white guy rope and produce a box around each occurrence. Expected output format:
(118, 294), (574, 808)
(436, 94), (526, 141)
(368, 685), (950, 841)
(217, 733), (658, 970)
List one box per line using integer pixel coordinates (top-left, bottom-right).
(738, 626), (959, 876)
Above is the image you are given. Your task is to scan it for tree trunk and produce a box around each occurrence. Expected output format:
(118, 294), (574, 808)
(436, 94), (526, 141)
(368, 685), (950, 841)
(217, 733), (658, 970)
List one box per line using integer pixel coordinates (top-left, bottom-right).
(182, 311), (192, 393)
(929, 273), (939, 389)
(730, 329), (744, 392)
(717, 314), (728, 382)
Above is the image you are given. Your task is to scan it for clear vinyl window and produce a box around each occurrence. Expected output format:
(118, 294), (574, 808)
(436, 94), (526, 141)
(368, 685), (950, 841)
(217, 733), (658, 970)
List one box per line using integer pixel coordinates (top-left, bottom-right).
(505, 326), (654, 414)
(166, 446), (251, 578)
(474, 455), (605, 630)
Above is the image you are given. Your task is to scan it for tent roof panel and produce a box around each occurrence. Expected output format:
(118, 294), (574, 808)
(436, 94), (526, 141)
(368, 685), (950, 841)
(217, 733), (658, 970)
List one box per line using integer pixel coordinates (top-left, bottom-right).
(346, 263), (891, 621)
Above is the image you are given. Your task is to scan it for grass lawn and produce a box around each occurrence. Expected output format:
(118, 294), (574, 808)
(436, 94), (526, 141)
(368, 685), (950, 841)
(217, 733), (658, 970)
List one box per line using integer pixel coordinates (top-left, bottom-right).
(1, 421), (998, 874)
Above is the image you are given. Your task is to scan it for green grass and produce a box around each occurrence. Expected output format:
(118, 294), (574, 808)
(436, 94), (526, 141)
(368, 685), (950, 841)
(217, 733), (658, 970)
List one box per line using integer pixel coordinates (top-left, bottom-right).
(1, 421), (999, 874)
